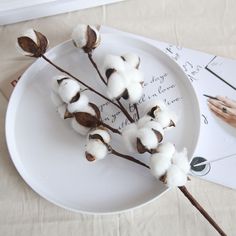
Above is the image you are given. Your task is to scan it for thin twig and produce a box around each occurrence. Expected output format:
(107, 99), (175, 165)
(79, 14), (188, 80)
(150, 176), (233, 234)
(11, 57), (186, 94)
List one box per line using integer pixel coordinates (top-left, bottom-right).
(134, 103), (140, 120)
(179, 186), (226, 236)
(41, 54), (134, 122)
(87, 52), (107, 85)
(99, 121), (121, 135)
(87, 53), (135, 123)
(111, 149), (149, 169)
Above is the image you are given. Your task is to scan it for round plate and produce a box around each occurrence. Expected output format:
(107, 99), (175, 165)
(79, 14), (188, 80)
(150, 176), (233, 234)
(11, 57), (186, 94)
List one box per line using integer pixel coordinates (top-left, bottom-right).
(6, 33), (200, 214)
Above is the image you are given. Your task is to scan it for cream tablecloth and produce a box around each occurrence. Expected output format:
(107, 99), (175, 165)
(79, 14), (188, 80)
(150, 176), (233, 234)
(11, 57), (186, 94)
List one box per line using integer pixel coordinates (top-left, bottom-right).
(1, 0), (236, 235)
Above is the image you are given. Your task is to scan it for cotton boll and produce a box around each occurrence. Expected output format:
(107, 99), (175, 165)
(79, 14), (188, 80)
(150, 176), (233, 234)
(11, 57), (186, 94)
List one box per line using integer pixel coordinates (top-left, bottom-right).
(122, 123), (138, 153)
(71, 118), (90, 135)
(57, 104), (67, 119)
(122, 53), (140, 68)
(166, 165), (187, 187)
(104, 55), (125, 72)
(58, 78), (80, 103)
(51, 92), (64, 107)
(172, 148), (190, 174)
(150, 153), (172, 178)
(137, 127), (158, 150)
(89, 128), (111, 144)
(71, 24), (88, 48)
(86, 139), (108, 160)
(107, 72), (126, 99)
(157, 142), (175, 156)
(127, 82), (143, 103)
(137, 115), (152, 128)
(67, 94), (89, 113)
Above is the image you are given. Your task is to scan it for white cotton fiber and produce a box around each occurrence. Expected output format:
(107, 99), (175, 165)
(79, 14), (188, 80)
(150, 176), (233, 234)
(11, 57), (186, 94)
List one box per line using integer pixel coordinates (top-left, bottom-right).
(127, 82), (143, 103)
(155, 110), (172, 128)
(144, 120), (164, 136)
(150, 153), (172, 178)
(57, 104), (67, 119)
(125, 67), (144, 84)
(79, 104), (96, 117)
(166, 165), (187, 187)
(51, 75), (67, 93)
(86, 139), (108, 160)
(58, 78), (80, 103)
(122, 123), (138, 153)
(107, 72), (126, 99)
(71, 24), (88, 48)
(71, 118), (90, 135)
(89, 128), (110, 144)
(122, 53), (140, 68)
(67, 93), (89, 113)
(137, 127), (158, 150)
(104, 55), (125, 72)
(51, 91), (64, 107)
(137, 115), (152, 128)
(157, 142), (175, 156)
(172, 148), (190, 174)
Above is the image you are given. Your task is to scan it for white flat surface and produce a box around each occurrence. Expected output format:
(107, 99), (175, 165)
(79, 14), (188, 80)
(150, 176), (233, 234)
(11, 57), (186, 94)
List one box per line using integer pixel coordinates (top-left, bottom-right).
(1, 0), (236, 235)
(5, 33), (200, 213)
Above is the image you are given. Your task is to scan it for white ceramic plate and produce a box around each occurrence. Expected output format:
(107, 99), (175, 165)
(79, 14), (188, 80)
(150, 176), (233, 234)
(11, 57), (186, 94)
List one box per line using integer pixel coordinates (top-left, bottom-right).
(6, 33), (200, 214)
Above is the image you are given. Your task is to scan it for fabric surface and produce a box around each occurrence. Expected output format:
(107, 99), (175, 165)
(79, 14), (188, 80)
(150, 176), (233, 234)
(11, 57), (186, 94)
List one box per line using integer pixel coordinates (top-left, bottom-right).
(1, 0), (236, 235)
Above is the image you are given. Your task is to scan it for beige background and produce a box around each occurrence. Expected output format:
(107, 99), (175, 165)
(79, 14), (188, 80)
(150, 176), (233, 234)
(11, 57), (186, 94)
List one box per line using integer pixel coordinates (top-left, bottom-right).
(1, 0), (236, 235)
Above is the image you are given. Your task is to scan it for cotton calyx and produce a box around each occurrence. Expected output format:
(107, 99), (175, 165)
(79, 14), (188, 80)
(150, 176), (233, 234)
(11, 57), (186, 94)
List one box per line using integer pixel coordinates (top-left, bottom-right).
(121, 53), (140, 69)
(57, 78), (81, 104)
(85, 128), (110, 161)
(121, 123), (139, 153)
(71, 24), (100, 53)
(16, 28), (48, 57)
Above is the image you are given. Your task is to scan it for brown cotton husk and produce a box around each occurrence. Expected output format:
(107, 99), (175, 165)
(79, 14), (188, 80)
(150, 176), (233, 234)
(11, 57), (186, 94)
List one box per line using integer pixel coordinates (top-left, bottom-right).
(85, 152), (96, 162)
(17, 37), (39, 57)
(137, 138), (147, 154)
(147, 105), (161, 118)
(89, 103), (101, 120)
(35, 31), (48, 54)
(74, 112), (99, 128)
(83, 26), (97, 53)
(70, 92), (80, 103)
(64, 109), (74, 119)
(105, 68), (116, 79)
(152, 129), (163, 143)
